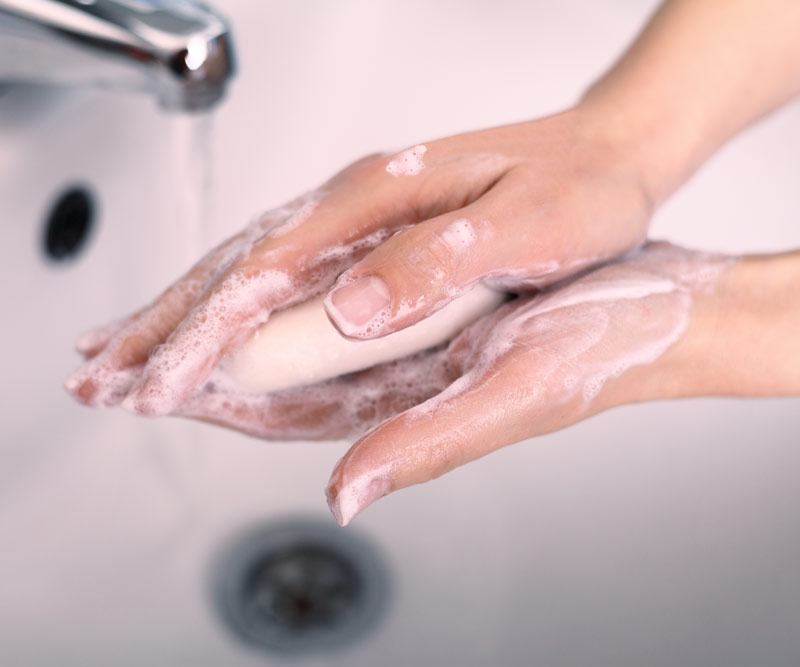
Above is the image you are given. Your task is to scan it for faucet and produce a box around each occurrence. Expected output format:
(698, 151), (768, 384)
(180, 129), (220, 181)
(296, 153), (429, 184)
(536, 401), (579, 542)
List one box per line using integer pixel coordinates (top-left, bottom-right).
(0, 0), (235, 112)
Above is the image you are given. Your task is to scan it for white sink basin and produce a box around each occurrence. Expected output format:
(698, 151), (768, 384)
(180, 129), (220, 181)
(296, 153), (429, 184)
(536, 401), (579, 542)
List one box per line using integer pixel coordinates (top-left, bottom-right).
(1, 1), (799, 665)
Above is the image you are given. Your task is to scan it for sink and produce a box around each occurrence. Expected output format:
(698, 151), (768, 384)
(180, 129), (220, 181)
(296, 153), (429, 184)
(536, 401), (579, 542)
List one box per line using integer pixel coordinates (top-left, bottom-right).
(1, 1), (799, 665)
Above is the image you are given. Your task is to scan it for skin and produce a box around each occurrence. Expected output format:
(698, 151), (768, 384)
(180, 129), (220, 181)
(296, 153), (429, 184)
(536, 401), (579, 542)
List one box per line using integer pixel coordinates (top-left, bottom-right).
(66, 0), (800, 524)
(82, 243), (800, 527)
(323, 246), (800, 525)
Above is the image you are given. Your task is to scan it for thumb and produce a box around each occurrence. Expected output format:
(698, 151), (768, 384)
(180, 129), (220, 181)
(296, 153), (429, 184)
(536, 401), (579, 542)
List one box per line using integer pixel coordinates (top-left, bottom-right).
(324, 359), (530, 526)
(323, 207), (511, 340)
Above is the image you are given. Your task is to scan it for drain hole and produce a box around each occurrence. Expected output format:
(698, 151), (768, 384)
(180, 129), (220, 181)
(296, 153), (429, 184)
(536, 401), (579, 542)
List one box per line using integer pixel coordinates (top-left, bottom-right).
(211, 517), (390, 655)
(242, 544), (362, 632)
(42, 186), (95, 262)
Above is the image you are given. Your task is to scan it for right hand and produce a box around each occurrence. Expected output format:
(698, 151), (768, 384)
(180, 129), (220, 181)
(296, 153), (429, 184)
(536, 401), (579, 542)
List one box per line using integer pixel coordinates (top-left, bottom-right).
(66, 106), (655, 415)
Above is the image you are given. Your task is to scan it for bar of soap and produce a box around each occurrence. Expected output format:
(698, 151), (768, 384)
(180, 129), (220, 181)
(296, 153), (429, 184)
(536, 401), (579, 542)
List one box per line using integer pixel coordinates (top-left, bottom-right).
(221, 284), (506, 393)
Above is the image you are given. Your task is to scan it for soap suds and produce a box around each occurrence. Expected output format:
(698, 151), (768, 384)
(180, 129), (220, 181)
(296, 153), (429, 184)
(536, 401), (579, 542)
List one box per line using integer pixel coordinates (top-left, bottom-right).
(177, 346), (451, 442)
(402, 242), (728, 423)
(266, 191), (325, 238)
(65, 278), (205, 407)
(484, 254), (609, 292)
(122, 269), (292, 414)
(118, 207), (409, 415)
(168, 243), (732, 526)
(440, 218), (477, 252)
(386, 145), (427, 176)
(328, 244), (731, 523)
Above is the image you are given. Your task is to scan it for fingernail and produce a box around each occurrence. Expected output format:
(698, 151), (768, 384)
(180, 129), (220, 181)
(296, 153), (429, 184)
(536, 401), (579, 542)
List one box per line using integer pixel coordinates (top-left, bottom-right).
(326, 474), (392, 526)
(64, 363), (140, 407)
(63, 371), (95, 404)
(75, 332), (98, 355)
(324, 275), (391, 337)
(64, 371), (82, 393)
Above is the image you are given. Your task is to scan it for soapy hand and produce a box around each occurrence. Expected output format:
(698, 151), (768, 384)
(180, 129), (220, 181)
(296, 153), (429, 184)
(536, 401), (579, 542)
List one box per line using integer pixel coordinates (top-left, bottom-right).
(171, 242), (730, 526)
(66, 107), (653, 414)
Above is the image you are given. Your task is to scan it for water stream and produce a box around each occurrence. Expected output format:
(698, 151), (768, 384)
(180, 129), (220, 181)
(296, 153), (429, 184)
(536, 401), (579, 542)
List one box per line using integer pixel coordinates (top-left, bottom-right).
(170, 112), (216, 264)
(153, 112), (219, 525)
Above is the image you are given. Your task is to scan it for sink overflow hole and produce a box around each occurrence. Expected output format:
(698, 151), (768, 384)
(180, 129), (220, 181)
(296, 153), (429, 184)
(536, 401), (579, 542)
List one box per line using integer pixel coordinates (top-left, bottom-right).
(42, 186), (95, 262)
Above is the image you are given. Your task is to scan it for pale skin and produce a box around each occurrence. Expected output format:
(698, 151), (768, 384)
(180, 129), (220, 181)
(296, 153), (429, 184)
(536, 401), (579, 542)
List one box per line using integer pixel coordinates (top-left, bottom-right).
(67, 0), (800, 524)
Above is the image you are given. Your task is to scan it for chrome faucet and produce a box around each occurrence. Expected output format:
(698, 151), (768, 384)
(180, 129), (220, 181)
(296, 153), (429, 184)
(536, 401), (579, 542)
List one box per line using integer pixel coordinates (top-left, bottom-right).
(0, 0), (235, 112)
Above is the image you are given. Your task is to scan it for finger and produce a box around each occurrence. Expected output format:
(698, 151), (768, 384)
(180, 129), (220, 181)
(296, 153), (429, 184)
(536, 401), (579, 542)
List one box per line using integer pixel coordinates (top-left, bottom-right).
(324, 354), (535, 526)
(64, 276), (206, 406)
(322, 168), (645, 341)
(68, 152), (386, 406)
(324, 248), (704, 525)
(123, 146), (495, 416)
(321, 180), (552, 341)
(65, 189), (325, 406)
(66, 224), (258, 403)
(75, 311), (141, 360)
(174, 348), (451, 440)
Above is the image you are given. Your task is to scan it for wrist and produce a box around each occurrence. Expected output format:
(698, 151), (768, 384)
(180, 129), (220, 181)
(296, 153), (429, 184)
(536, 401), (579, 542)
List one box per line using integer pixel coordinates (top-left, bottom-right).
(703, 251), (800, 396)
(627, 250), (800, 404)
(574, 90), (698, 209)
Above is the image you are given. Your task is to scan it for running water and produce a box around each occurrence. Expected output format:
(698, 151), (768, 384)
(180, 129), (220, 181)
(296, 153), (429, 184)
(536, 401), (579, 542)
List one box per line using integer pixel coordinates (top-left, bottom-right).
(150, 112), (217, 517)
(170, 112), (216, 263)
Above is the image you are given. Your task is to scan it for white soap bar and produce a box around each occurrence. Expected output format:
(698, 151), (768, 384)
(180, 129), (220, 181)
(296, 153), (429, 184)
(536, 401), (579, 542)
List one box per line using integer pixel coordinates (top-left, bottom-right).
(222, 284), (506, 393)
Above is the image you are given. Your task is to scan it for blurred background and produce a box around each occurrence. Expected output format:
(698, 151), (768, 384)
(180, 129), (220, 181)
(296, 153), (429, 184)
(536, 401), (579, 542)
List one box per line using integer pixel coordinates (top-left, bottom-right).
(1, 1), (798, 665)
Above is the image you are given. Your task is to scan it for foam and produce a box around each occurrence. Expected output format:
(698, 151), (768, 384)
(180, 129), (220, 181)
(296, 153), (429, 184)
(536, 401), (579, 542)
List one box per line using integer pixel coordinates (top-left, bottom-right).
(65, 278), (205, 407)
(483, 253), (609, 292)
(166, 242), (727, 527)
(265, 192), (324, 238)
(326, 243), (731, 524)
(311, 227), (395, 268)
(177, 345), (450, 441)
(122, 269), (292, 414)
(175, 243), (729, 526)
(123, 216), (422, 415)
(524, 277), (678, 319)
(70, 193), (307, 410)
(385, 145), (427, 176)
(439, 218), (477, 252)
(72, 181), (422, 415)
(65, 362), (143, 408)
(395, 242), (727, 424)
(484, 260), (561, 291)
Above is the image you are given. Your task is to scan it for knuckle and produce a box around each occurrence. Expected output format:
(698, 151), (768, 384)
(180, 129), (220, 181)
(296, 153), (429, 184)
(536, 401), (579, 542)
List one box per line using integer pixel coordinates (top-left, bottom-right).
(326, 152), (386, 188)
(395, 228), (459, 288)
(354, 154), (392, 182)
(426, 439), (464, 480)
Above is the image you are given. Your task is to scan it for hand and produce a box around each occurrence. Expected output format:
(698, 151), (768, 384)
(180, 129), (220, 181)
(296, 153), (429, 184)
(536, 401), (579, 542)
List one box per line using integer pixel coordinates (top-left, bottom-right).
(66, 107), (653, 414)
(323, 241), (736, 525)
(170, 242), (735, 525)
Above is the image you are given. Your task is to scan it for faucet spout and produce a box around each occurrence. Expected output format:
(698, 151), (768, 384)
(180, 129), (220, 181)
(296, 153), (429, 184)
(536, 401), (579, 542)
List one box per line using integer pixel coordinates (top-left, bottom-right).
(0, 0), (235, 112)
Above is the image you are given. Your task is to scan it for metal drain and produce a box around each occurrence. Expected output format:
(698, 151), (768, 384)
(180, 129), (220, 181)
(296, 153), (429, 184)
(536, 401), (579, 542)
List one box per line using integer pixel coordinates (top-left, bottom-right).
(210, 517), (390, 655)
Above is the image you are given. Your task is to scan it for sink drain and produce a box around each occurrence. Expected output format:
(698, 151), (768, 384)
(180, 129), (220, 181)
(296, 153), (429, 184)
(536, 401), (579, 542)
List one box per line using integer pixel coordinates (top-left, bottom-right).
(210, 517), (390, 655)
